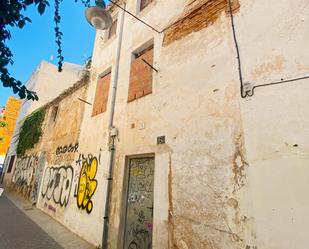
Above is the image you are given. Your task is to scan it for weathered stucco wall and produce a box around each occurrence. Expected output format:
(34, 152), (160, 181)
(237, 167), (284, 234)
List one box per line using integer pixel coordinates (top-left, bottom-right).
(88, 0), (309, 248)
(88, 0), (252, 248)
(236, 1), (309, 249)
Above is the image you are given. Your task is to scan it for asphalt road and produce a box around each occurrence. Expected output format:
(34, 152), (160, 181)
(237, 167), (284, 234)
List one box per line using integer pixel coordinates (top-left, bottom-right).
(0, 192), (63, 249)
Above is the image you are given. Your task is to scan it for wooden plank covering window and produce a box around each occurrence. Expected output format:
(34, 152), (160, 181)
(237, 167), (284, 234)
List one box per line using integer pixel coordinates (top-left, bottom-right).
(127, 46), (154, 102)
(140, 0), (153, 11)
(92, 72), (111, 116)
(108, 19), (118, 39)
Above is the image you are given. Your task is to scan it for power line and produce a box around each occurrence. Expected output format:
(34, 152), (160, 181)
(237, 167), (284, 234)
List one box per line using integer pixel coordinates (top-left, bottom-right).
(108, 0), (161, 33)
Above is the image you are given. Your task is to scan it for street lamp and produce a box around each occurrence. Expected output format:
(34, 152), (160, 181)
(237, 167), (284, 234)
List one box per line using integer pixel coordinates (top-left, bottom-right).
(85, 0), (113, 30)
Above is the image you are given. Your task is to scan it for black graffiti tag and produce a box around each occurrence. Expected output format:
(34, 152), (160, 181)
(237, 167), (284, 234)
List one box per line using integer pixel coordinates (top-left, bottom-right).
(56, 143), (79, 156)
(41, 166), (73, 207)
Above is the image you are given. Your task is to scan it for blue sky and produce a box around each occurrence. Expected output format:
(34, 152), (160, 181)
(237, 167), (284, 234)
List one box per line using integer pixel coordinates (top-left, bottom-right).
(0, 1), (97, 107)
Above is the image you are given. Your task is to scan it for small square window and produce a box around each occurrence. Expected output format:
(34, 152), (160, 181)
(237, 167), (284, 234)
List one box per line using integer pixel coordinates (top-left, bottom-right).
(108, 19), (118, 40)
(140, 0), (153, 12)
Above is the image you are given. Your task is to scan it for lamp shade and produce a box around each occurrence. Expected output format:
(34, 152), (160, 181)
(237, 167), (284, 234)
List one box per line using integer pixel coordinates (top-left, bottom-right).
(85, 6), (113, 30)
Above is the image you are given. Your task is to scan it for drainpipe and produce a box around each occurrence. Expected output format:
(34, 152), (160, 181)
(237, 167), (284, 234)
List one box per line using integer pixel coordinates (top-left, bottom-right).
(102, 3), (126, 249)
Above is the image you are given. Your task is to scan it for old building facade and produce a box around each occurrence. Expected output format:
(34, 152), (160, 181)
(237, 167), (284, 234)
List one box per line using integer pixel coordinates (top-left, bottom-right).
(2, 61), (83, 185)
(0, 97), (22, 168)
(3, 0), (309, 249)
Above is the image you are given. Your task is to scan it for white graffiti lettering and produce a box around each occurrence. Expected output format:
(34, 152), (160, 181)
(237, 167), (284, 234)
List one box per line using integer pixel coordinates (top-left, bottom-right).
(41, 166), (73, 207)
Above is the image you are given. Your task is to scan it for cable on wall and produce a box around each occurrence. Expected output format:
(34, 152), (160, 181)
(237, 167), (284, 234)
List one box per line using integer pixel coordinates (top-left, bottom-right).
(244, 75), (309, 97)
(227, 0), (309, 98)
(227, 0), (247, 98)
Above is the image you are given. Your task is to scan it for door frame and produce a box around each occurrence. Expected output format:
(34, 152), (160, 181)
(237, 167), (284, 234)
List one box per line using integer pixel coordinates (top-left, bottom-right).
(118, 153), (155, 249)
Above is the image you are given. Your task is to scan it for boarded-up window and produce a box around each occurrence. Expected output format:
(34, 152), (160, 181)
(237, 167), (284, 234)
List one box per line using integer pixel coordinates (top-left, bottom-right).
(92, 72), (111, 116)
(140, 0), (153, 11)
(108, 19), (118, 39)
(7, 155), (15, 173)
(127, 46), (154, 102)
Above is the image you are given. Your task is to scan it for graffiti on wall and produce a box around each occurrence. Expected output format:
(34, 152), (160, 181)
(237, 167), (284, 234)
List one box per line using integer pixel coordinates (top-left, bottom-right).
(12, 154), (46, 202)
(40, 147), (101, 213)
(12, 155), (38, 187)
(44, 202), (56, 213)
(54, 142), (79, 164)
(41, 166), (74, 207)
(74, 151), (101, 214)
(56, 143), (79, 156)
(76, 157), (98, 214)
(31, 153), (46, 203)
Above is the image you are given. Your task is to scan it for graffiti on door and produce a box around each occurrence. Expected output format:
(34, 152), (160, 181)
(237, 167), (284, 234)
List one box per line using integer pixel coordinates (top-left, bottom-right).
(124, 157), (155, 249)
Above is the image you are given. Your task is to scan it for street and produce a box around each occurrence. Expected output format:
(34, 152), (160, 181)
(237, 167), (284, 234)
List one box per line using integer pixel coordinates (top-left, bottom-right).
(0, 191), (63, 249)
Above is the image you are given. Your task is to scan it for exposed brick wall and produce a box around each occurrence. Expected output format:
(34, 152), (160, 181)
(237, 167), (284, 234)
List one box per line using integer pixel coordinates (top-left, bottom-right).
(163, 0), (240, 46)
(127, 47), (154, 102)
(92, 72), (111, 116)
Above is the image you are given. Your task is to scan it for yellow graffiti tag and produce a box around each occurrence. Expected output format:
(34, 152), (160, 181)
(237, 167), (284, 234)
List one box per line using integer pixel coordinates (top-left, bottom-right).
(76, 158), (98, 214)
(131, 166), (140, 176)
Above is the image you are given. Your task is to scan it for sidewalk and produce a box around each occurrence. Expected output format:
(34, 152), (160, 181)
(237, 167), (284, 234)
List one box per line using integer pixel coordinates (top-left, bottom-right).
(2, 188), (95, 249)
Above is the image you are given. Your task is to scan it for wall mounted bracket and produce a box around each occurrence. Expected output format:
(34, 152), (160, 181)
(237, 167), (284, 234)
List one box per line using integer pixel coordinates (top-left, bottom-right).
(242, 82), (253, 97)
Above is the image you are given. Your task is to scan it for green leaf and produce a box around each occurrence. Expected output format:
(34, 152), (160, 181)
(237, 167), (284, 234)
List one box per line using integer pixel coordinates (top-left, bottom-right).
(24, 17), (32, 23)
(38, 2), (46, 15)
(18, 90), (26, 99)
(18, 20), (26, 28)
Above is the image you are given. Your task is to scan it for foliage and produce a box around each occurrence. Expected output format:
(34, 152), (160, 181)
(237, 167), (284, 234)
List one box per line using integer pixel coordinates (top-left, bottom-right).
(0, 121), (7, 127)
(0, 0), (91, 100)
(16, 108), (45, 155)
(54, 0), (64, 72)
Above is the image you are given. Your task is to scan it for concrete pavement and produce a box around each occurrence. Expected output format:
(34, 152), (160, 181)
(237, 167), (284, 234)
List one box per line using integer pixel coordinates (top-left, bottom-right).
(0, 194), (62, 249)
(0, 188), (95, 249)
